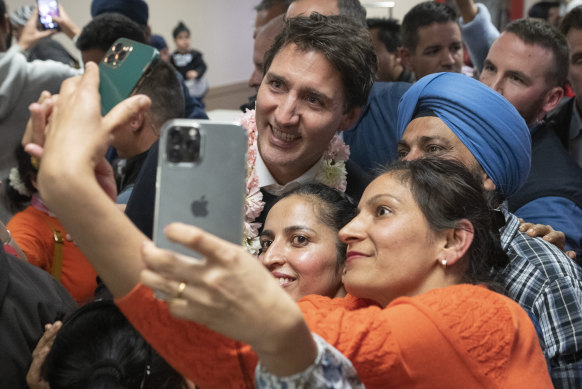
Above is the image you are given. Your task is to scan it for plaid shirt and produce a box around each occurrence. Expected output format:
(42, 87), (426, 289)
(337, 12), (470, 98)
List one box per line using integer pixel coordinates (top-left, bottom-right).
(500, 207), (582, 388)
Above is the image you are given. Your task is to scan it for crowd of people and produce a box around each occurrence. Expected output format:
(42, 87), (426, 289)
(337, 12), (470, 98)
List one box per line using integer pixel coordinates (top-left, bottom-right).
(0, 0), (581, 388)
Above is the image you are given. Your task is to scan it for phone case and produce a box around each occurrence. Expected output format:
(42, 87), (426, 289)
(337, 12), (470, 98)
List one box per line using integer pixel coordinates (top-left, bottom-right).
(98, 38), (159, 115)
(154, 119), (248, 258)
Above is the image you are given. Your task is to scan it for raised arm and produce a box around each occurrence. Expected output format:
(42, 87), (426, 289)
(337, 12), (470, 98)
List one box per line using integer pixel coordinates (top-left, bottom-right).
(454, 0), (500, 72)
(17, 5), (80, 51)
(31, 63), (151, 297)
(456, 0), (479, 22)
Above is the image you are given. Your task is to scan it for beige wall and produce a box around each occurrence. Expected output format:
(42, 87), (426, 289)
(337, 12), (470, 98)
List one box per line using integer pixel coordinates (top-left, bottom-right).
(3, 0), (429, 109)
(363, 0), (426, 21)
(5, 0), (257, 88)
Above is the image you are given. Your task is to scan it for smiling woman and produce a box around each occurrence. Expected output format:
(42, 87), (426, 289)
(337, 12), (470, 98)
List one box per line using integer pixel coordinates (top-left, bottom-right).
(259, 183), (356, 301)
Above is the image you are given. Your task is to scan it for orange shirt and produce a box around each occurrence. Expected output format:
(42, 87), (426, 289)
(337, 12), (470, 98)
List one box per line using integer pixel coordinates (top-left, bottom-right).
(116, 283), (553, 388)
(8, 206), (97, 305)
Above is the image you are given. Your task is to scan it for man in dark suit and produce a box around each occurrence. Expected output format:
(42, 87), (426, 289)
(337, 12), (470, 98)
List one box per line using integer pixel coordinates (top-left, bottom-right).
(547, 6), (582, 169)
(480, 18), (582, 253)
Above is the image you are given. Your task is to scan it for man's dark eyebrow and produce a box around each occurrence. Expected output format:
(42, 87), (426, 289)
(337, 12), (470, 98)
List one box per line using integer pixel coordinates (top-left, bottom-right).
(507, 70), (532, 84)
(423, 45), (442, 52)
(400, 135), (451, 146)
(483, 59), (495, 69)
(418, 135), (450, 144)
(302, 88), (332, 105)
(265, 72), (287, 84)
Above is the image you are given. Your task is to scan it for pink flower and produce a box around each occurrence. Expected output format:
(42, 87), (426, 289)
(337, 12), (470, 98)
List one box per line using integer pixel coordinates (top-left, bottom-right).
(245, 188), (264, 220)
(247, 144), (258, 170)
(239, 109), (258, 148)
(243, 221), (261, 239)
(247, 169), (259, 191)
(324, 134), (350, 162)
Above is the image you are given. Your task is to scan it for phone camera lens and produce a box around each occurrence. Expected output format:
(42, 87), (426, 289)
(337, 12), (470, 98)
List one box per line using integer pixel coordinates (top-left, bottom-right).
(116, 50), (127, 61)
(113, 43), (124, 53)
(168, 147), (182, 163)
(169, 128), (183, 144)
(105, 54), (116, 64)
(185, 139), (199, 154)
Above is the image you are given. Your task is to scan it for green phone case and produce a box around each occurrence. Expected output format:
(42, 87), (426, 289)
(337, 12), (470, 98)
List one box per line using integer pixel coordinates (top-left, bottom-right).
(98, 38), (160, 115)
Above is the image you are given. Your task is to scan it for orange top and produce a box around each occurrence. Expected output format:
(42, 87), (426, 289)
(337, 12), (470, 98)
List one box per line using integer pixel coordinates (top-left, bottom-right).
(116, 283), (553, 389)
(8, 206), (97, 305)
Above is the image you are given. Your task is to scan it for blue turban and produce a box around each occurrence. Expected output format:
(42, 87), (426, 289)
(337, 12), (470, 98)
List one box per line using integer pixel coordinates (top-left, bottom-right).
(91, 0), (149, 26)
(397, 72), (531, 198)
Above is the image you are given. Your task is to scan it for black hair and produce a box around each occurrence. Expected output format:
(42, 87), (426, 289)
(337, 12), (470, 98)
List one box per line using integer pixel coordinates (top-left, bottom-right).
(401, 1), (457, 50)
(560, 5), (582, 36)
(42, 300), (184, 389)
(264, 13), (376, 112)
(274, 183), (357, 267)
(76, 13), (146, 52)
(367, 17), (402, 53)
(134, 58), (185, 128)
(3, 144), (37, 213)
(382, 158), (509, 289)
(504, 18), (569, 87)
(172, 21), (189, 39)
(255, 0), (292, 12)
(528, 1), (560, 20)
(288, 0), (366, 25)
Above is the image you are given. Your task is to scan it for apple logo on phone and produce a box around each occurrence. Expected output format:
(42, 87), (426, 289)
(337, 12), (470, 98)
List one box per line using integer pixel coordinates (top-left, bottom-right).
(191, 196), (208, 217)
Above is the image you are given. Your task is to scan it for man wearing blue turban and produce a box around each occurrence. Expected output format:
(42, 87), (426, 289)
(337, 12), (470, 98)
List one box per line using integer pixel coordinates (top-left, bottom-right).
(397, 72), (531, 199)
(397, 71), (582, 387)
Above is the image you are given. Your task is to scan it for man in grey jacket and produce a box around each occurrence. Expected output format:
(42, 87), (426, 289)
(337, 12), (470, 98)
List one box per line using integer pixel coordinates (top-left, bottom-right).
(0, 0), (79, 219)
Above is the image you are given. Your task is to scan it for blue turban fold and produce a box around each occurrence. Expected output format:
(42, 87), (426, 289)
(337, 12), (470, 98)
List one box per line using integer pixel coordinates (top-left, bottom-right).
(91, 0), (149, 26)
(397, 72), (531, 198)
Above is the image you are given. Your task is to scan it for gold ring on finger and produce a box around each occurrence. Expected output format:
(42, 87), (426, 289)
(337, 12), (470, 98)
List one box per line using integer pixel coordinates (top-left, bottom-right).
(176, 282), (187, 299)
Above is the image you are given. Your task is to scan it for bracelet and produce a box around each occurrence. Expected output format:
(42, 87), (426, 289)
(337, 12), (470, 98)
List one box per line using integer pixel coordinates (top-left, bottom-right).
(3, 229), (12, 245)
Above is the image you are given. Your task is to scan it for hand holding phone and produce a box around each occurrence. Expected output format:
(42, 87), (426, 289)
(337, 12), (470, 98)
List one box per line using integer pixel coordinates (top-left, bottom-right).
(99, 38), (159, 115)
(37, 0), (59, 30)
(153, 120), (248, 300)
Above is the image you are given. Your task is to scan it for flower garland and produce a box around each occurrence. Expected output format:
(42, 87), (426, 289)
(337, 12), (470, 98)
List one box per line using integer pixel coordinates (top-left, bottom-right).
(239, 109), (350, 254)
(9, 167), (31, 197)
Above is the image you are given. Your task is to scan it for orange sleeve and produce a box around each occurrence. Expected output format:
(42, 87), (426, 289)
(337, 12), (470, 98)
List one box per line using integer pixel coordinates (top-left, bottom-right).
(116, 283), (257, 389)
(7, 207), (53, 270)
(116, 284), (552, 389)
(116, 285), (413, 387)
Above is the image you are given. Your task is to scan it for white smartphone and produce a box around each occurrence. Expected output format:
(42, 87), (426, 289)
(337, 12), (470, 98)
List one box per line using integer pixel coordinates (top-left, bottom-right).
(153, 119), (247, 258)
